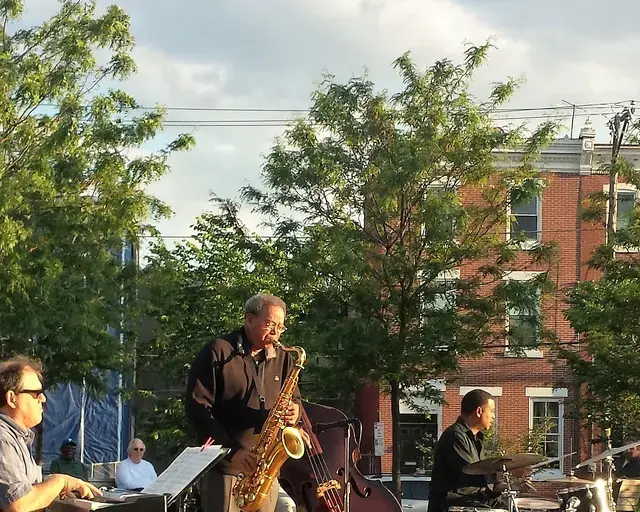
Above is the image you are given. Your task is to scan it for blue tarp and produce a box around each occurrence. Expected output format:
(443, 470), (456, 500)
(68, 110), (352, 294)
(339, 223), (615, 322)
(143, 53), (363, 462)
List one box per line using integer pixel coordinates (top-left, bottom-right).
(42, 373), (131, 465)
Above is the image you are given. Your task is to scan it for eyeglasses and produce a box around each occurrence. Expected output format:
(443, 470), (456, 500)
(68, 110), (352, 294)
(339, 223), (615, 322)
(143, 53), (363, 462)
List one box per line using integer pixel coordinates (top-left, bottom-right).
(18, 389), (45, 399)
(264, 320), (287, 334)
(132, 447), (145, 452)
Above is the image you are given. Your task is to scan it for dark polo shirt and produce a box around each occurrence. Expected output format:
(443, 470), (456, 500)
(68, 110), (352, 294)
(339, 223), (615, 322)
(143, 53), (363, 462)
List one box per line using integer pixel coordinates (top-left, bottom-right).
(621, 456), (640, 478)
(0, 413), (42, 510)
(185, 327), (301, 475)
(428, 417), (491, 512)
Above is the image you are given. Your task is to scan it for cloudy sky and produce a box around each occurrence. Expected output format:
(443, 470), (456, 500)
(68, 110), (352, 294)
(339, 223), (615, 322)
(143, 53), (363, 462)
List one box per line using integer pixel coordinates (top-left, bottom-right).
(20, 0), (640, 257)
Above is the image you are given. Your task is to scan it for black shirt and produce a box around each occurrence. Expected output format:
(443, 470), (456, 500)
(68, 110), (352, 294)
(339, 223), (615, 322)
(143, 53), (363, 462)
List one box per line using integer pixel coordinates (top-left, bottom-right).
(428, 418), (491, 512)
(185, 327), (301, 475)
(621, 457), (640, 478)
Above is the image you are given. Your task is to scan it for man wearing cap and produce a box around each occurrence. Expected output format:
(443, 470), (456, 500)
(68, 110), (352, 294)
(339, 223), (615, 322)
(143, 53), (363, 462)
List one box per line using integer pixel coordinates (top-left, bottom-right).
(49, 439), (88, 480)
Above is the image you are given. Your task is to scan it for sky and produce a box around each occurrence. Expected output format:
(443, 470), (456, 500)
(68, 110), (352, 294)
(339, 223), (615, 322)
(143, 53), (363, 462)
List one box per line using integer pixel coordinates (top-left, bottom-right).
(18, 0), (640, 259)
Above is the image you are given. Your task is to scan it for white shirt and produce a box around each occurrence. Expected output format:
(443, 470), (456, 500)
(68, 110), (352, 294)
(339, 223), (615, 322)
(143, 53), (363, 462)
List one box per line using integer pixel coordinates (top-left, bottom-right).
(115, 457), (157, 490)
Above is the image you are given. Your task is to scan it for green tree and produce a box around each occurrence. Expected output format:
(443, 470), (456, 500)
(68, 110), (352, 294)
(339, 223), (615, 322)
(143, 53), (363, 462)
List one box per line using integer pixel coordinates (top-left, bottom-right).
(135, 200), (328, 466)
(0, 0), (193, 391)
(242, 43), (557, 493)
(563, 178), (640, 437)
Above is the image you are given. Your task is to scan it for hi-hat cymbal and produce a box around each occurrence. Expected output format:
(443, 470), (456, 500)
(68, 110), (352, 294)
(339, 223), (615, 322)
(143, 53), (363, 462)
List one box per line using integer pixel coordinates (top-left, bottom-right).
(540, 475), (593, 484)
(463, 454), (547, 475)
(576, 440), (640, 469)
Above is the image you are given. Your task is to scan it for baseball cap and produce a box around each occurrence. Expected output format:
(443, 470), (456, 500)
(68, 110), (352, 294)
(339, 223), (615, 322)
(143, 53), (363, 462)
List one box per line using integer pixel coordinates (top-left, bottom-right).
(60, 438), (77, 450)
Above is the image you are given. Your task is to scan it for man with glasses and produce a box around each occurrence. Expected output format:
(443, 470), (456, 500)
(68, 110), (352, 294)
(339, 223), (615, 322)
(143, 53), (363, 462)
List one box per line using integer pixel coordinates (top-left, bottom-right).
(0, 356), (101, 512)
(186, 293), (301, 512)
(115, 438), (157, 490)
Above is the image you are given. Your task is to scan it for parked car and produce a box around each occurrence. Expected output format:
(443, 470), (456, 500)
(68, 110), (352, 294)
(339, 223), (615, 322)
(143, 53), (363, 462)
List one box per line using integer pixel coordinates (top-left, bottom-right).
(375, 474), (431, 512)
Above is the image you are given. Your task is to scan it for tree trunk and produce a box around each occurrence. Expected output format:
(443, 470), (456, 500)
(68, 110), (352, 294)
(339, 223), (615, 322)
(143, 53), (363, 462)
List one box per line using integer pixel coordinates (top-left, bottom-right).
(390, 378), (402, 500)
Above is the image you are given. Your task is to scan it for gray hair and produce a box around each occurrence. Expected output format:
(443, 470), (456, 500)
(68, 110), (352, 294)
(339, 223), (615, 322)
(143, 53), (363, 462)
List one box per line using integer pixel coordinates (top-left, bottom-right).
(244, 294), (287, 317)
(127, 438), (145, 452)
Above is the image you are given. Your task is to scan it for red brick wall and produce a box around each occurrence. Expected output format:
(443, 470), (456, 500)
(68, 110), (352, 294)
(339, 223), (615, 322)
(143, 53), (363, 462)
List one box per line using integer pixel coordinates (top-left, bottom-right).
(355, 170), (615, 475)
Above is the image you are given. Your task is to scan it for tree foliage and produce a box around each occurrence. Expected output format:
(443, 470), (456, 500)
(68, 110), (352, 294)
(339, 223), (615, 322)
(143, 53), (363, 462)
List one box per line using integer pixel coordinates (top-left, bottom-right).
(135, 200), (334, 466)
(562, 189), (640, 437)
(0, 0), (193, 390)
(241, 43), (558, 490)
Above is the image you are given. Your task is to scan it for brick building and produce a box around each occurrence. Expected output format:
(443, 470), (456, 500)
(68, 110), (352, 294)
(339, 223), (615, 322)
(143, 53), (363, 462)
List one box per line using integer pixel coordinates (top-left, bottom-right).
(355, 121), (640, 478)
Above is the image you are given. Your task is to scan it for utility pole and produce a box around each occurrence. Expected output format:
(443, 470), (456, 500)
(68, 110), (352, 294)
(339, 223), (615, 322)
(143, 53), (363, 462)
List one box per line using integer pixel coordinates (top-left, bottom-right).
(606, 102), (635, 243)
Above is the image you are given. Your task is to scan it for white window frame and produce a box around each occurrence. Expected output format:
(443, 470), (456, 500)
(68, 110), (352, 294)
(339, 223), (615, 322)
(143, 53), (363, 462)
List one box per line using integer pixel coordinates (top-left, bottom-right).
(507, 192), (542, 251)
(604, 183), (639, 253)
(527, 389), (567, 479)
(502, 271), (543, 358)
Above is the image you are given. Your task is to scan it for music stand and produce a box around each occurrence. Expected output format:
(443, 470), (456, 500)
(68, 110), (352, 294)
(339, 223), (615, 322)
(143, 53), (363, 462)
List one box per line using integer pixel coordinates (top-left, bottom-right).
(141, 445), (230, 507)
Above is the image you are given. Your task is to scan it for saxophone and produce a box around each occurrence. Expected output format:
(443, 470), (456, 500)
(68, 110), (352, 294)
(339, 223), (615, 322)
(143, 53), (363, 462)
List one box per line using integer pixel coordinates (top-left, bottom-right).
(232, 342), (307, 512)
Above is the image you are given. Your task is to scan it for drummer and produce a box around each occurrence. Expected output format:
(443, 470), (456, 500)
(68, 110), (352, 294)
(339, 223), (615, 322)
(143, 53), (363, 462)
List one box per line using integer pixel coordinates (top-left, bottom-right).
(619, 440), (640, 478)
(428, 389), (531, 512)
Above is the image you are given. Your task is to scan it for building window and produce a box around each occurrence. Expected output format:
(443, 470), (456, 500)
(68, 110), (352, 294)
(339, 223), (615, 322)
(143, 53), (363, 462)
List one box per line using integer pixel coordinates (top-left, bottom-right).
(503, 272), (543, 358)
(617, 190), (636, 232)
(398, 413), (438, 474)
(420, 271), (459, 352)
(508, 300), (538, 347)
(509, 192), (541, 248)
(421, 186), (457, 238)
(530, 399), (563, 473)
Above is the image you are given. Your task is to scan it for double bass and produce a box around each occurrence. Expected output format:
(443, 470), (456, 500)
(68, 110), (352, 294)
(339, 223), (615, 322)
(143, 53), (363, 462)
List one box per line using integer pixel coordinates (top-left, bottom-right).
(279, 401), (402, 512)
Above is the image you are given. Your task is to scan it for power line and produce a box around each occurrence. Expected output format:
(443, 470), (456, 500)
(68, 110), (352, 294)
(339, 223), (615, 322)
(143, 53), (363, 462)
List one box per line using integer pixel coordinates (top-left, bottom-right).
(40, 100), (633, 115)
(116, 111), (595, 129)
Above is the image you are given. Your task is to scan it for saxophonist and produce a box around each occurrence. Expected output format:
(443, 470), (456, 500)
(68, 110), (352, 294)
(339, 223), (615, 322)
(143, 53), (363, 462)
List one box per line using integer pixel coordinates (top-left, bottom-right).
(186, 294), (302, 512)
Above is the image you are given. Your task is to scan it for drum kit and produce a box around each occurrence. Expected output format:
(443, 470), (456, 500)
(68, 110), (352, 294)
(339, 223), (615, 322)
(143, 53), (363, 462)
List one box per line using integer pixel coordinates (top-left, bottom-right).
(450, 439), (640, 512)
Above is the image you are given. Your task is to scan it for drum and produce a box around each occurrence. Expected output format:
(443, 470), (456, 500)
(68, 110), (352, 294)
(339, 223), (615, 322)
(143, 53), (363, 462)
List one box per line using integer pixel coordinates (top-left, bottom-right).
(515, 496), (561, 512)
(557, 481), (608, 512)
(448, 508), (507, 512)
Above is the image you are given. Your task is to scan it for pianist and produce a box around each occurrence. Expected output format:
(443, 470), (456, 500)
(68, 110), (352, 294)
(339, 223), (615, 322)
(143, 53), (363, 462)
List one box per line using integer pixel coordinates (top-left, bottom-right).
(0, 356), (101, 512)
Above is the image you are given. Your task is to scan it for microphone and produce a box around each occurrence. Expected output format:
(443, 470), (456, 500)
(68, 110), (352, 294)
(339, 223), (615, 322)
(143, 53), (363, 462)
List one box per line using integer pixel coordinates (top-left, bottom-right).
(313, 418), (359, 434)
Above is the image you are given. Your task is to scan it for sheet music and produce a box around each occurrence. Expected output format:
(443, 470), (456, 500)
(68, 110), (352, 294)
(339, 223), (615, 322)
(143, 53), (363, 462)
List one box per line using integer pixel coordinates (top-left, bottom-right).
(141, 445), (228, 502)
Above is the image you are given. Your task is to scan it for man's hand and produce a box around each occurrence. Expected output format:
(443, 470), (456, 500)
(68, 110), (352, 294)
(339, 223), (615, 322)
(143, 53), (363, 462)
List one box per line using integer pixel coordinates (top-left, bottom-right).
(60, 475), (102, 499)
(510, 466), (533, 479)
(284, 402), (300, 426)
(230, 448), (258, 474)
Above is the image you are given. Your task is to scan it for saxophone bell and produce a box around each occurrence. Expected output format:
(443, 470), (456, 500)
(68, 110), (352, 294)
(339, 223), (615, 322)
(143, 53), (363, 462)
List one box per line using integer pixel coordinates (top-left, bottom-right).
(282, 426), (305, 459)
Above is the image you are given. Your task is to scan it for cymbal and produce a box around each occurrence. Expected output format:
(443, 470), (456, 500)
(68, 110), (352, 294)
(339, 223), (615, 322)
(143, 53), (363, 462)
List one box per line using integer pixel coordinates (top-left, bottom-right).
(463, 454), (547, 475)
(540, 475), (593, 484)
(531, 452), (578, 469)
(515, 497), (560, 510)
(576, 440), (640, 469)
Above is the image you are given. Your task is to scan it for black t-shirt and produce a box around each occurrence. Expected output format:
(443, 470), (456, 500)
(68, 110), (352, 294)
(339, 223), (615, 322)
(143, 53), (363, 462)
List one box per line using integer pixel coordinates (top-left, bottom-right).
(428, 418), (490, 512)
